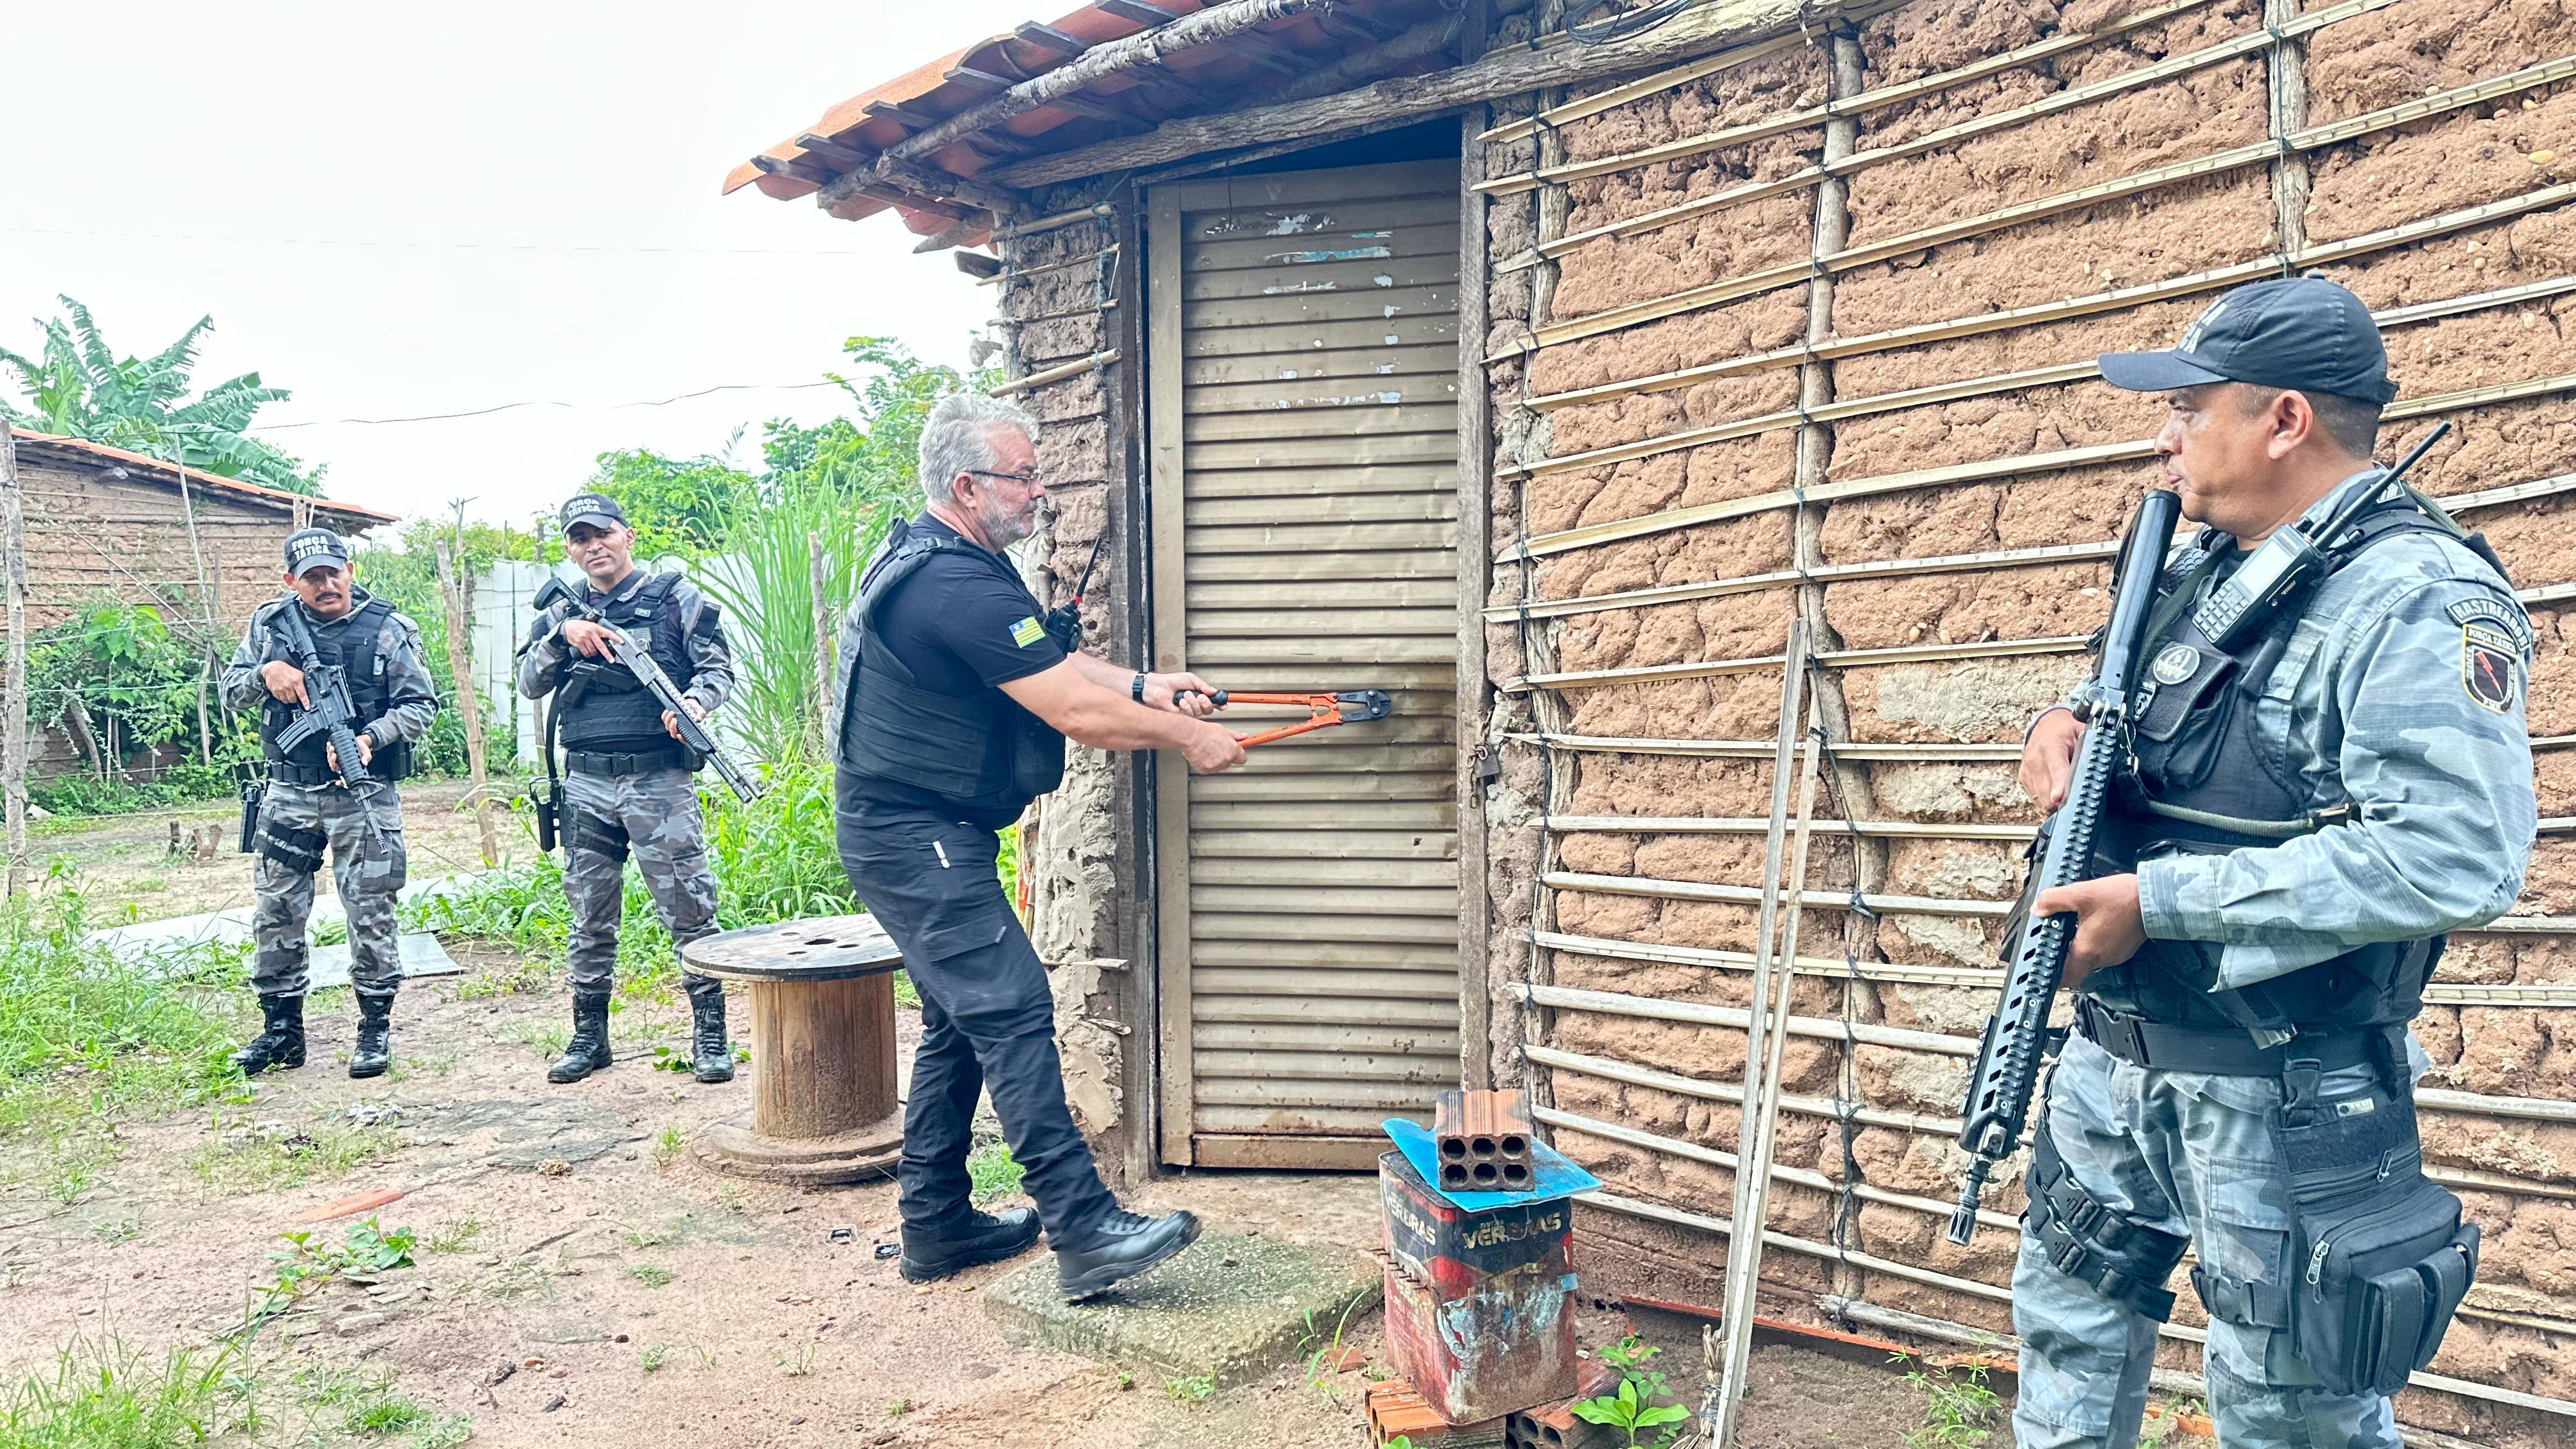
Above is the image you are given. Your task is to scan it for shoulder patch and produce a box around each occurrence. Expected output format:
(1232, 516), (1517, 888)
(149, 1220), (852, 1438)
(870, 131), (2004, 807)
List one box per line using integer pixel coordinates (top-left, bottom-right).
(2446, 595), (2534, 651)
(2462, 621), (2520, 714)
(1009, 615), (1045, 648)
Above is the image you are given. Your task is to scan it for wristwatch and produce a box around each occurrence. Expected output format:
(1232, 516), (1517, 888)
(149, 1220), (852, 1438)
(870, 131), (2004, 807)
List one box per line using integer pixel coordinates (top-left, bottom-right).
(1132, 673), (1147, 703)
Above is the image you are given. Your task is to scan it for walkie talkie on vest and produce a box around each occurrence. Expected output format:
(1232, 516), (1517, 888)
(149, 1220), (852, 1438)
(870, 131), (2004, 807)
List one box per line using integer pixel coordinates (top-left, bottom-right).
(2188, 421), (2451, 651)
(1041, 530), (1108, 652)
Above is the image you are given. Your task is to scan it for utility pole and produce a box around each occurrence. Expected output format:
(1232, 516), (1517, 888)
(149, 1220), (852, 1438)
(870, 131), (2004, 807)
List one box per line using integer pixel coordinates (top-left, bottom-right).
(435, 507), (499, 865)
(3, 426), (28, 898)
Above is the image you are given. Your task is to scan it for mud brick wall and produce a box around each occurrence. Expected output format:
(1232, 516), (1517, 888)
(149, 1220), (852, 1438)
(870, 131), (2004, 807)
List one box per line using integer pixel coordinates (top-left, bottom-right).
(992, 202), (1147, 1184)
(1478, 0), (2576, 1439)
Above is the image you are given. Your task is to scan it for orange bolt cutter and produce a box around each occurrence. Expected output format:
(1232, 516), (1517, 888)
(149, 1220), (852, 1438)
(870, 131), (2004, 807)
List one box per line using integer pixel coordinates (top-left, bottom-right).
(1186, 688), (1394, 747)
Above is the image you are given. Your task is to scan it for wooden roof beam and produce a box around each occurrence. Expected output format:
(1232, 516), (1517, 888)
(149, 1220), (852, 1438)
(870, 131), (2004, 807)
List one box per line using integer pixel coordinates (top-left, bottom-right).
(992, 0), (1841, 188)
(1014, 22), (1092, 56)
(884, 0), (1335, 169)
(862, 98), (944, 129)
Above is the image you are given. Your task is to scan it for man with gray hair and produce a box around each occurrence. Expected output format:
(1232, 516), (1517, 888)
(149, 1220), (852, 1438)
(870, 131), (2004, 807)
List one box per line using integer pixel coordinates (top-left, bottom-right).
(833, 393), (1245, 1302)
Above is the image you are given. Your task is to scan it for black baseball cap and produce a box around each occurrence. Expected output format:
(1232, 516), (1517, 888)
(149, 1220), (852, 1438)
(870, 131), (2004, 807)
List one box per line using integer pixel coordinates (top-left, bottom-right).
(282, 527), (350, 577)
(2098, 276), (2398, 406)
(559, 493), (628, 532)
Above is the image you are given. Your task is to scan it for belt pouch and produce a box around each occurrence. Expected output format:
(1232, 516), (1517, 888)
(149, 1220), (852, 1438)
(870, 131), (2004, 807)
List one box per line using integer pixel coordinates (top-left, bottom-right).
(2280, 1083), (2478, 1396)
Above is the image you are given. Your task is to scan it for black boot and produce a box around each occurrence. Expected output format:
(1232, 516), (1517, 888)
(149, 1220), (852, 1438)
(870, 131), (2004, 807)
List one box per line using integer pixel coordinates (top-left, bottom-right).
(546, 991), (614, 1084)
(1052, 1209), (1203, 1303)
(900, 1207), (1042, 1284)
(348, 990), (394, 1079)
(683, 975), (733, 1084)
(231, 993), (306, 1075)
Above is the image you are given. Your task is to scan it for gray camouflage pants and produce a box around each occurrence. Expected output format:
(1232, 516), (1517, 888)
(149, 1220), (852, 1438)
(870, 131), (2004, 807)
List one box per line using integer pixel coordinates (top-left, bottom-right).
(2011, 1029), (2426, 1448)
(251, 780), (406, 998)
(561, 767), (719, 992)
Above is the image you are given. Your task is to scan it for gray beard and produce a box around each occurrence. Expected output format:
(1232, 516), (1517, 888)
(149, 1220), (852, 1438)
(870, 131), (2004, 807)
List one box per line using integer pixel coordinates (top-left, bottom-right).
(979, 496), (1036, 551)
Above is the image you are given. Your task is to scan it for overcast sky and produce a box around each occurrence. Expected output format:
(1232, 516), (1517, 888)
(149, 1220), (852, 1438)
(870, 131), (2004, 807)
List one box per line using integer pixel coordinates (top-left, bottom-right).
(1, 1), (1037, 537)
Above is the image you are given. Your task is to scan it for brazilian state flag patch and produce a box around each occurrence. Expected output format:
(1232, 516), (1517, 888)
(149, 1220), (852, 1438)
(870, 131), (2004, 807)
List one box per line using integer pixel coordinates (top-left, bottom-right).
(2462, 622), (2518, 713)
(1010, 615), (1045, 648)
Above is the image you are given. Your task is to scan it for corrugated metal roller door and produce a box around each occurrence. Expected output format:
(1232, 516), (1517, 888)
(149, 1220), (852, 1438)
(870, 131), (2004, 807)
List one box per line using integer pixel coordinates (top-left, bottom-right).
(1146, 158), (1461, 1169)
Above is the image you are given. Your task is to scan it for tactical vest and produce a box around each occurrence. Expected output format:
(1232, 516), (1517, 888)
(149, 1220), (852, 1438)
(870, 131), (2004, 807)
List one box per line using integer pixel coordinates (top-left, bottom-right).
(260, 595), (414, 781)
(555, 573), (702, 755)
(832, 517), (1066, 814)
(2083, 500), (2515, 1034)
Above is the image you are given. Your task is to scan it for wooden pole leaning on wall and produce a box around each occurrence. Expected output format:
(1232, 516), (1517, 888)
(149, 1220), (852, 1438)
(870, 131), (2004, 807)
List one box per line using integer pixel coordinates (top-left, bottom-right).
(433, 530), (500, 867)
(1693, 617), (1807, 1443)
(809, 532), (836, 756)
(1706, 674), (1826, 1448)
(2, 427), (27, 900)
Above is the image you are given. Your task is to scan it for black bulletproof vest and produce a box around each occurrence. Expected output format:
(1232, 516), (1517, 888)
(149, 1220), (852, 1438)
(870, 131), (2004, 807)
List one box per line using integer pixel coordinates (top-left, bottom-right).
(556, 573), (700, 753)
(2083, 503), (2513, 1034)
(832, 518), (1066, 815)
(259, 594), (413, 780)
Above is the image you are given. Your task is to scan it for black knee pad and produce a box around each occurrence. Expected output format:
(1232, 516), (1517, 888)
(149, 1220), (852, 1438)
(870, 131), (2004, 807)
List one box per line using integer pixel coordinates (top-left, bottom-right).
(564, 810), (630, 865)
(257, 822), (327, 875)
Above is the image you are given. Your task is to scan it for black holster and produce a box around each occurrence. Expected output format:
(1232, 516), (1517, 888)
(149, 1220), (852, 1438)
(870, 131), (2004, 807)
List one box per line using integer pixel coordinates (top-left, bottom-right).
(2277, 1071), (2478, 1396)
(530, 777), (560, 854)
(238, 779), (267, 855)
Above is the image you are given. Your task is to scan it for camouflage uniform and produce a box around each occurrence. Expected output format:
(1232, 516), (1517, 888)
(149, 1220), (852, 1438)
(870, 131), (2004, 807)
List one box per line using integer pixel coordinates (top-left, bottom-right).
(2014, 469), (2535, 1448)
(218, 591), (438, 998)
(515, 572), (734, 990)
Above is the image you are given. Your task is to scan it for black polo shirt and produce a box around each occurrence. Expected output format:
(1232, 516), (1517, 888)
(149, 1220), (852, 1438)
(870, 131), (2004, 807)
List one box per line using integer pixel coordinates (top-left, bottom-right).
(843, 515), (1066, 829)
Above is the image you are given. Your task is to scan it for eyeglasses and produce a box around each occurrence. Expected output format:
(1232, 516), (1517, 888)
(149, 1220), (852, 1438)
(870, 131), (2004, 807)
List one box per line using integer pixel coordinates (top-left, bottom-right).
(963, 468), (1042, 489)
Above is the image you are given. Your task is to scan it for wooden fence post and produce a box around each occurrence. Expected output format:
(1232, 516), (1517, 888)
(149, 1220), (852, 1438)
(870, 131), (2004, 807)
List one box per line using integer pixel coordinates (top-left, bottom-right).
(3, 427), (27, 899)
(809, 531), (834, 753)
(435, 537), (500, 866)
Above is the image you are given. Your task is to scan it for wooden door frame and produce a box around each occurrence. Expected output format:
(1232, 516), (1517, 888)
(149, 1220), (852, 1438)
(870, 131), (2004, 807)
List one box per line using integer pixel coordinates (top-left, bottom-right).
(1145, 180), (1195, 1167)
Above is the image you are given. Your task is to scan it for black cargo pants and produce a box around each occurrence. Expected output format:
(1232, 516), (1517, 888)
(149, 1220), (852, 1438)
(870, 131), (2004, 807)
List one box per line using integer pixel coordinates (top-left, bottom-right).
(832, 778), (1117, 1246)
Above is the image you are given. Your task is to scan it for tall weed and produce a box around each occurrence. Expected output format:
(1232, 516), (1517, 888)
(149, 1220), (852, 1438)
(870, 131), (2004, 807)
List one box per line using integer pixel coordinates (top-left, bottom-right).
(0, 1335), (253, 1447)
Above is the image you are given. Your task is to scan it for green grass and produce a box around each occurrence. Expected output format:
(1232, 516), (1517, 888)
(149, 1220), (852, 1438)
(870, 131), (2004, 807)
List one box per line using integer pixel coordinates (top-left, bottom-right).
(0, 1335), (254, 1446)
(424, 1219), (481, 1254)
(401, 765), (1018, 1000)
(190, 1114), (399, 1197)
(967, 1138), (1025, 1204)
(0, 894), (249, 1201)
(625, 1264), (675, 1287)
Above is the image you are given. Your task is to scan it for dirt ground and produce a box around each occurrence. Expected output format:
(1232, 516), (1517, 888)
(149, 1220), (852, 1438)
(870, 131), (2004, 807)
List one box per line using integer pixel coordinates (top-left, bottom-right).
(5, 793), (2090, 1449)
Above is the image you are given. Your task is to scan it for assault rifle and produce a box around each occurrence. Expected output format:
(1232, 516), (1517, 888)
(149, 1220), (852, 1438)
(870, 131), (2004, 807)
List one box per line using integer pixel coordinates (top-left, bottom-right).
(530, 576), (762, 805)
(261, 597), (395, 853)
(1945, 486), (2181, 1245)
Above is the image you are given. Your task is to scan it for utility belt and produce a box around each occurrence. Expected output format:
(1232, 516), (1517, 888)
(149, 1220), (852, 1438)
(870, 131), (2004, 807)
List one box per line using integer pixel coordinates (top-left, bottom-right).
(2073, 998), (2384, 1077)
(565, 744), (698, 777)
(2039, 996), (2476, 1395)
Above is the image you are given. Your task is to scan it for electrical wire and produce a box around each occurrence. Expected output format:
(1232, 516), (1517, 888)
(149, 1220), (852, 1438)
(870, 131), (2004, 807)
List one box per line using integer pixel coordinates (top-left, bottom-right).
(0, 226), (889, 260)
(247, 380), (843, 431)
(1561, 0), (1696, 45)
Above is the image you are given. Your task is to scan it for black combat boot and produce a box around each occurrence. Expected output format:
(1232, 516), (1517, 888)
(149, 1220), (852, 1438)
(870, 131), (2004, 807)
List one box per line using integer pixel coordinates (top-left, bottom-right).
(546, 990), (614, 1084)
(682, 974), (733, 1084)
(900, 1207), (1042, 1284)
(348, 990), (395, 1079)
(1052, 1208), (1203, 1302)
(231, 993), (306, 1075)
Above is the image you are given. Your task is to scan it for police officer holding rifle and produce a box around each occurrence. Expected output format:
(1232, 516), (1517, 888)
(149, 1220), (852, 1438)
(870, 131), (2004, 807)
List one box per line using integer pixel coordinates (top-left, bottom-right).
(517, 494), (741, 1085)
(1963, 277), (2534, 1448)
(222, 528), (438, 1078)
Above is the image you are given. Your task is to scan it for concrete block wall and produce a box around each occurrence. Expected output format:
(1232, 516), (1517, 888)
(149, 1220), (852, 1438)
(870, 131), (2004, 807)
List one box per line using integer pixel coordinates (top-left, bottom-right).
(1480, 0), (2576, 1438)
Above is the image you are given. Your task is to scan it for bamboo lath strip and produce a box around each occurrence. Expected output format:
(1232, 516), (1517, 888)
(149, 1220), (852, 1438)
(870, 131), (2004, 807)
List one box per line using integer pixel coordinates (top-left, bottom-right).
(1495, 457), (2576, 623)
(1511, 732), (2026, 761)
(1508, 367), (2576, 562)
(1502, 269), (2576, 484)
(1513, 10), (2528, 282)
(1498, 61), (2576, 367)
(1528, 179), (2576, 412)
(1503, 632), (2090, 692)
(1511, 142), (2276, 345)
(1476, 34), (1807, 147)
(1485, 540), (2120, 622)
(1550, 814), (2036, 839)
(1479, 0), (2229, 196)
(1540, 872), (2014, 921)
(1536, 928), (2576, 1002)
